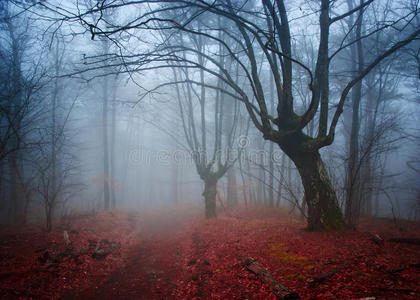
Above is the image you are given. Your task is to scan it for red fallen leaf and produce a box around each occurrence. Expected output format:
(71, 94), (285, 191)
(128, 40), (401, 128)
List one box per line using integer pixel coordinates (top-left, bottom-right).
(2, 207), (420, 299)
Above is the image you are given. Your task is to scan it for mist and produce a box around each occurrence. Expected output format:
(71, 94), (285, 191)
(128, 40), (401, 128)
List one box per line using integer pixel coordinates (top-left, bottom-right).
(0, 0), (419, 299)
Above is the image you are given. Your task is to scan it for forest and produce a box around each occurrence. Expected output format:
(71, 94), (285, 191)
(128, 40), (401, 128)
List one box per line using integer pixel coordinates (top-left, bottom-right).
(0, 0), (419, 299)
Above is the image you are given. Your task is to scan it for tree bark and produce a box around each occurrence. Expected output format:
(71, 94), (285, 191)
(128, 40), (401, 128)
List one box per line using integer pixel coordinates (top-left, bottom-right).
(283, 142), (345, 230)
(203, 177), (217, 219)
(110, 79), (117, 209)
(268, 141), (274, 207)
(227, 167), (237, 207)
(172, 160), (179, 204)
(276, 153), (285, 207)
(102, 77), (110, 211)
(344, 0), (364, 227)
(9, 157), (20, 224)
(257, 145), (265, 205)
(45, 204), (52, 232)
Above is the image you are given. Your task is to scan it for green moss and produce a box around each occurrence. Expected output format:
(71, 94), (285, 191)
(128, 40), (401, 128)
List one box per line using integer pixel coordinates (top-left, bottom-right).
(269, 243), (311, 265)
(321, 205), (346, 230)
(269, 242), (285, 257)
(276, 113), (300, 131)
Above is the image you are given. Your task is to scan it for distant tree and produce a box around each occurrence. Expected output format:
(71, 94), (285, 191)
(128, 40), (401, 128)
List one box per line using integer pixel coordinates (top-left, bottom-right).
(407, 128), (420, 220)
(167, 22), (239, 218)
(93, 6), (119, 210)
(0, 2), (46, 223)
(101, 36), (111, 211)
(335, 0), (415, 226)
(35, 31), (83, 231)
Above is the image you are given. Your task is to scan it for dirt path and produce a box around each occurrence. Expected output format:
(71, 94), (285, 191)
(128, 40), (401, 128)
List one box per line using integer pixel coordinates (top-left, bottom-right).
(63, 209), (198, 300)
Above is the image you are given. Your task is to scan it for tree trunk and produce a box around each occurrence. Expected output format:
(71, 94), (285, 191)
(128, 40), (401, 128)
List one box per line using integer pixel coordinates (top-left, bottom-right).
(268, 142), (274, 207)
(344, 88), (362, 226)
(0, 161), (3, 214)
(276, 153), (285, 207)
(22, 191), (31, 225)
(238, 149), (248, 208)
(203, 177), (217, 219)
(344, 0), (364, 227)
(257, 146), (264, 205)
(102, 75), (110, 211)
(361, 78), (378, 216)
(9, 157), (19, 223)
(110, 77), (117, 209)
(101, 31), (111, 211)
(51, 40), (59, 220)
(287, 158), (292, 209)
(227, 167), (237, 207)
(268, 66), (275, 208)
(45, 203), (52, 232)
(172, 161), (179, 204)
(286, 148), (345, 231)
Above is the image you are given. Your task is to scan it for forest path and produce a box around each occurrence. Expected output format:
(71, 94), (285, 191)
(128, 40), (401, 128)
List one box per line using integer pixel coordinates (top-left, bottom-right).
(65, 207), (200, 300)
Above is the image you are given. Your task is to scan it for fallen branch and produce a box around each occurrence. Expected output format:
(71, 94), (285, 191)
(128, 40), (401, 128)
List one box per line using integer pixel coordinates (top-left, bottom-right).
(92, 239), (121, 259)
(307, 266), (345, 286)
(243, 257), (300, 299)
(388, 237), (420, 245)
(39, 246), (82, 268)
(370, 234), (384, 245)
(63, 230), (71, 246)
(38, 238), (120, 268)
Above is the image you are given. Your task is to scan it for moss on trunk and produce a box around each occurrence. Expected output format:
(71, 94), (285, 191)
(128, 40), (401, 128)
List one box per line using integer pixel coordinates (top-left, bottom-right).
(293, 150), (345, 230)
(278, 133), (345, 231)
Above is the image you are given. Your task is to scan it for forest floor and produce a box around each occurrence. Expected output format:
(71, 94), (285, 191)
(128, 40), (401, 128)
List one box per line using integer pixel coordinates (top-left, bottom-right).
(0, 205), (419, 299)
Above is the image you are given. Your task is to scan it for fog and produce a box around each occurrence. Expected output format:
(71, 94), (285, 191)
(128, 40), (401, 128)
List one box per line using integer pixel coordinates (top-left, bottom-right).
(1, 0), (419, 229)
(2, 1), (420, 299)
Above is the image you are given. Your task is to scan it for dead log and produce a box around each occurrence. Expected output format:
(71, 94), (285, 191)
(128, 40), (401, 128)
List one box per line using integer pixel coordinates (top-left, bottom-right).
(388, 237), (420, 245)
(63, 230), (71, 246)
(40, 246), (78, 268)
(370, 234), (384, 245)
(243, 257), (300, 299)
(92, 239), (121, 259)
(38, 238), (121, 267)
(307, 267), (345, 286)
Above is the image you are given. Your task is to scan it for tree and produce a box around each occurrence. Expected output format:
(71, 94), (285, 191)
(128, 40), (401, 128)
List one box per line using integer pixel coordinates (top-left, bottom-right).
(343, 0), (365, 227)
(101, 41), (111, 211)
(336, 0), (413, 225)
(91, 5), (120, 210)
(35, 30), (83, 231)
(0, 1), (85, 228)
(167, 21), (239, 218)
(0, 1), (46, 223)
